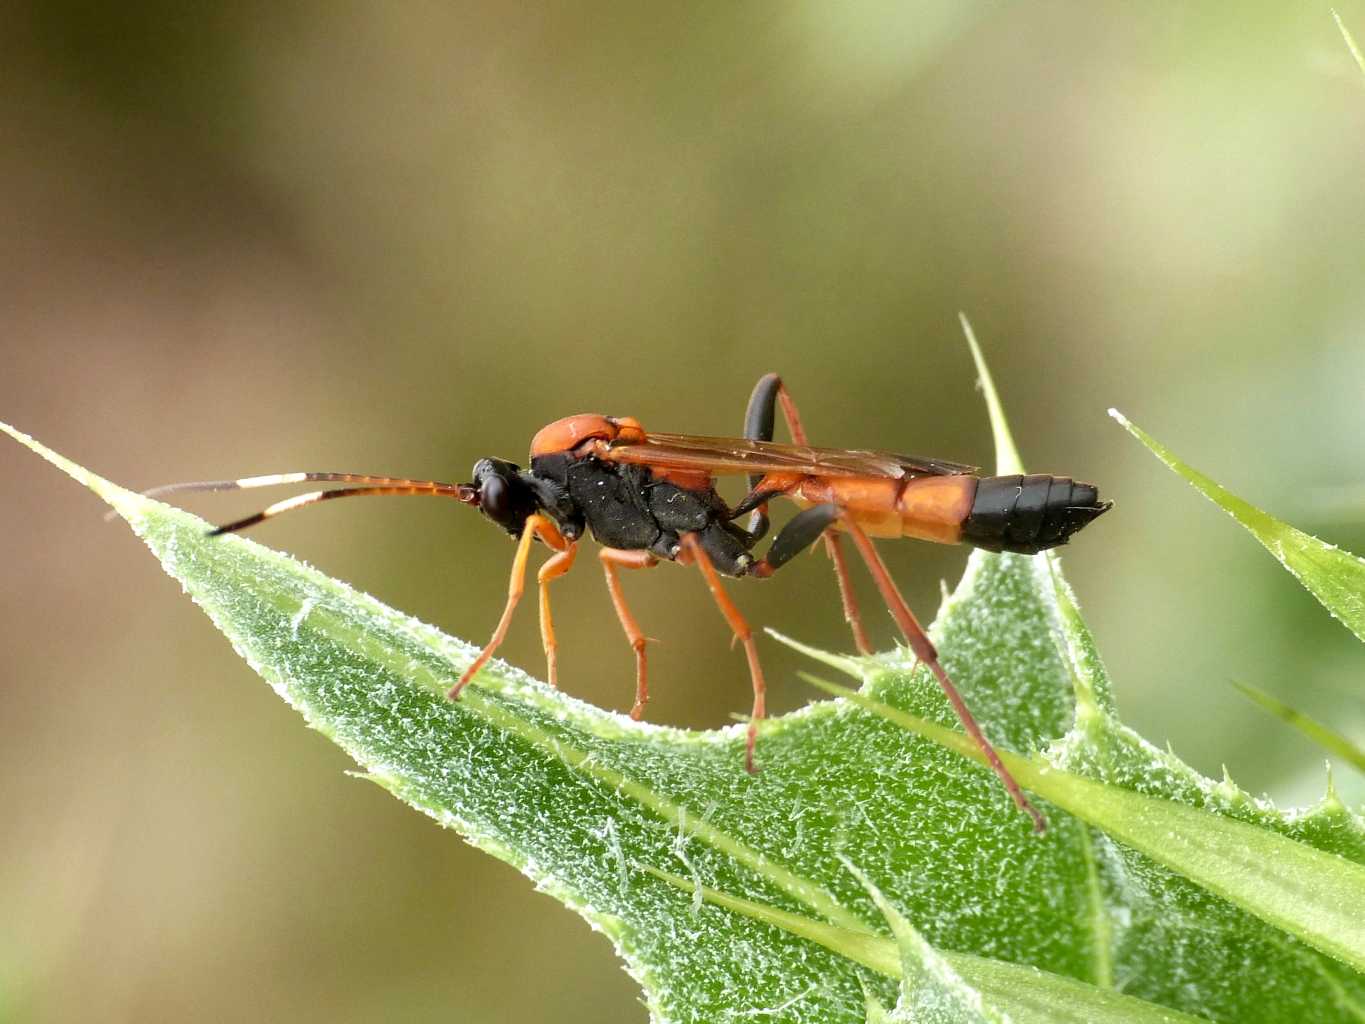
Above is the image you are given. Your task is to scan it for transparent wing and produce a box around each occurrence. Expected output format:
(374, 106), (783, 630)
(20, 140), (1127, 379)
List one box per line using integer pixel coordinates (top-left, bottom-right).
(598, 432), (977, 479)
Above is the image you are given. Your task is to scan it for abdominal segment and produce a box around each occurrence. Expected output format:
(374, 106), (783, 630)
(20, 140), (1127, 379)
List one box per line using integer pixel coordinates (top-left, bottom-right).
(794, 475), (978, 544)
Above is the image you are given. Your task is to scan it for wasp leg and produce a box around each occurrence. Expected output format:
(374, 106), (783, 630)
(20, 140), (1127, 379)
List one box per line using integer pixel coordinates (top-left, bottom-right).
(450, 514), (566, 700)
(679, 532), (767, 773)
(599, 547), (659, 720)
(821, 530), (872, 654)
(537, 541), (579, 687)
(839, 515), (1046, 832)
(751, 503), (840, 577)
(728, 475), (798, 525)
(747, 372), (872, 655)
(741, 373), (784, 540)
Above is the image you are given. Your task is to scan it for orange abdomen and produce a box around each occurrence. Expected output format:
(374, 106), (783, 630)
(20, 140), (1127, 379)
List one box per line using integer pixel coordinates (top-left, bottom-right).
(795, 475), (978, 544)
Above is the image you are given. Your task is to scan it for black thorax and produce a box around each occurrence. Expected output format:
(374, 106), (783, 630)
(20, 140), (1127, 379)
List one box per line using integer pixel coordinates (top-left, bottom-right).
(529, 453), (756, 575)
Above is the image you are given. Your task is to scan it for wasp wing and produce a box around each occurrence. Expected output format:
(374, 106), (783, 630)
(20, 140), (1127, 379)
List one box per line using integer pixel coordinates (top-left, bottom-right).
(598, 432), (977, 479)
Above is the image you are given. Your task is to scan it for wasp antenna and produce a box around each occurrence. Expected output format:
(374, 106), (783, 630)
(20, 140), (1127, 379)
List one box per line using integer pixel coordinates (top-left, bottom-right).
(142, 471), (468, 500)
(104, 472), (474, 524)
(103, 476), (285, 522)
(139, 473), (307, 499)
(206, 483), (477, 537)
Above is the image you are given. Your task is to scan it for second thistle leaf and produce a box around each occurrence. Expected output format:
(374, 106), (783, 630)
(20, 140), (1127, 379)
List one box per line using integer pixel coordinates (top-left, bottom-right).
(1111, 409), (1365, 646)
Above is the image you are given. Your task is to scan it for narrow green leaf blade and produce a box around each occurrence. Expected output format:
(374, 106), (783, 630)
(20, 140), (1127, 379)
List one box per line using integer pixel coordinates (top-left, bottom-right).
(1235, 682), (1365, 775)
(1111, 410), (1365, 646)
(845, 859), (1005, 1024)
(961, 313), (1025, 476)
(949, 953), (1212, 1024)
(1333, 8), (1365, 80)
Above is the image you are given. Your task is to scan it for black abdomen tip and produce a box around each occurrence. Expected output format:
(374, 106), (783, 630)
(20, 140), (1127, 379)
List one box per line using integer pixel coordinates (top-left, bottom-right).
(962, 474), (1111, 555)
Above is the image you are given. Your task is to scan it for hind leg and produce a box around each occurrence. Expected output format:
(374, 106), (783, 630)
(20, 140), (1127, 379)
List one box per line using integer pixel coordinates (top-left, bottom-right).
(838, 514), (1046, 832)
(743, 373), (872, 654)
(750, 503), (841, 577)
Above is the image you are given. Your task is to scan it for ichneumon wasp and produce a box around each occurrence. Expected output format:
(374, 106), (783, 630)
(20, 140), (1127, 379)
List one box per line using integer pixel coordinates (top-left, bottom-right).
(143, 373), (1110, 831)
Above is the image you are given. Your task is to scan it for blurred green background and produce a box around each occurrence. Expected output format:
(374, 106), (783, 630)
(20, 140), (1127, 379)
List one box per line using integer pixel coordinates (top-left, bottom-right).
(4, 3), (1365, 1021)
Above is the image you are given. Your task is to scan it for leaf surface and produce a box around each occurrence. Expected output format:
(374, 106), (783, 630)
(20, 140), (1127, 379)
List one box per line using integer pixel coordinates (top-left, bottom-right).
(7, 369), (1365, 1022)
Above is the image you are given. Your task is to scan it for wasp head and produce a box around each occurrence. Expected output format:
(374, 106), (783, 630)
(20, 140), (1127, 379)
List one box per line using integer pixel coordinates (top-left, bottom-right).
(462, 458), (543, 536)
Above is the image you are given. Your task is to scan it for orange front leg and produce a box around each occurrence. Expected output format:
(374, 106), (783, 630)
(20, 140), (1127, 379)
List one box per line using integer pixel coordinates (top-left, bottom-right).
(679, 532), (767, 773)
(537, 541), (578, 687)
(450, 514), (567, 700)
(599, 547), (659, 720)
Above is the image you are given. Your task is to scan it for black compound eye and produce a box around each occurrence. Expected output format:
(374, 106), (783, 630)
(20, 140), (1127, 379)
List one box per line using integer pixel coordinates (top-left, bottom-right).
(480, 475), (510, 523)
